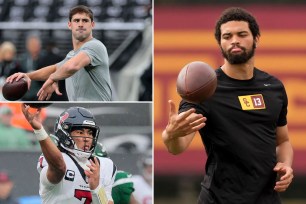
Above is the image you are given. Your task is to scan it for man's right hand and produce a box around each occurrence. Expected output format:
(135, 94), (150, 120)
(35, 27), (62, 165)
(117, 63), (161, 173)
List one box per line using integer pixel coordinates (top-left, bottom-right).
(162, 100), (206, 154)
(21, 104), (42, 130)
(85, 157), (101, 190)
(165, 100), (206, 140)
(6, 72), (31, 90)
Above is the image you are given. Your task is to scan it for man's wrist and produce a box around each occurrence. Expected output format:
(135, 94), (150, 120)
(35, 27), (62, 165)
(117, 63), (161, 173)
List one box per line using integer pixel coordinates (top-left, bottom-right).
(49, 74), (58, 82)
(91, 184), (109, 204)
(26, 73), (32, 80)
(163, 129), (175, 142)
(33, 126), (49, 141)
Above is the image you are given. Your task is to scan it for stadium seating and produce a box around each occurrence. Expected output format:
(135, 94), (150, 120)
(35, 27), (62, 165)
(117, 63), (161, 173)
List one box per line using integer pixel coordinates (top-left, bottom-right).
(0, 0), (152, 58)
(0, 0), (151, 22)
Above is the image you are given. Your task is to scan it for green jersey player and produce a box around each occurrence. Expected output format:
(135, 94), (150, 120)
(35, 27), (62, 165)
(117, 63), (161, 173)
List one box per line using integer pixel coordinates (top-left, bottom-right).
(94, 143), (139, 204)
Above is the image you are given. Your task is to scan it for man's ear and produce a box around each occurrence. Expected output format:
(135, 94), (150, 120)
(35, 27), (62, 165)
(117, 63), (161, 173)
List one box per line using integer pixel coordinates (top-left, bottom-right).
(255, 36), (260, 48)
(68, 21), (72, 30)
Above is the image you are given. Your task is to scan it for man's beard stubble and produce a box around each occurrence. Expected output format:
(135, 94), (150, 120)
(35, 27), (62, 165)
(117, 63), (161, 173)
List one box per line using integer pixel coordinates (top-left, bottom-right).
(75, 34), (88, 42)
(74, 30), (89, 42)
(221, 42), (256, 64)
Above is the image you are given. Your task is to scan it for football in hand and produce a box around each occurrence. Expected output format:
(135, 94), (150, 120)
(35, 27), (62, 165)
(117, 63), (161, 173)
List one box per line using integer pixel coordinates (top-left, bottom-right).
(176, 61), (217, 103)
(2, 78), (28, 101)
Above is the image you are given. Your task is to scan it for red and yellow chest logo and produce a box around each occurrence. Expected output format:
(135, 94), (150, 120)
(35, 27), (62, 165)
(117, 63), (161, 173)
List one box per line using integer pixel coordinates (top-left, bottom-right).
(238, 94), (266, 110)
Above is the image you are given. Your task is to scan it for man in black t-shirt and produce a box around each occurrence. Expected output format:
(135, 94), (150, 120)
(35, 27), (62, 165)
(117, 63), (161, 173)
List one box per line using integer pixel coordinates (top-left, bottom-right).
(162, 7), (294, 204)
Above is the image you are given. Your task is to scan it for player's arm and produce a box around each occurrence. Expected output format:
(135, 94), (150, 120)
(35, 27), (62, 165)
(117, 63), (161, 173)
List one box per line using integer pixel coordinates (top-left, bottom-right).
(21, 104), (66, 184)
(162, 129), (196, 155)
(39, 137), (66, 184)
(37, 51), (91, 100)
(49, 51), (91, 81)
(274, 125), (294, 192)
(6, 65), (57, 89)
(276, 125), (293, 166)
(162, 100), (206, 155)
(27, 64), (57, 81)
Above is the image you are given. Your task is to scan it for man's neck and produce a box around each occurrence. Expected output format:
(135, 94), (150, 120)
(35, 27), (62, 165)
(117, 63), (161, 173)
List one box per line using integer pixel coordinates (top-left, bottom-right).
(72, 36), (93, 51)
(221, 59), (255, 80)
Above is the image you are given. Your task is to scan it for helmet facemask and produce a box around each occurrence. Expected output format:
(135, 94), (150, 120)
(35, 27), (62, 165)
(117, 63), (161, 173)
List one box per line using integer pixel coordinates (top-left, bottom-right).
(54, 107), (100, 161)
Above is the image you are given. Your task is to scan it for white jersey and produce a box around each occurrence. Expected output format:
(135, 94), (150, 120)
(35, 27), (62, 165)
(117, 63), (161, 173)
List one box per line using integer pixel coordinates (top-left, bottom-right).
(131, 175), (152, 204)
(37, 153), (116, 204)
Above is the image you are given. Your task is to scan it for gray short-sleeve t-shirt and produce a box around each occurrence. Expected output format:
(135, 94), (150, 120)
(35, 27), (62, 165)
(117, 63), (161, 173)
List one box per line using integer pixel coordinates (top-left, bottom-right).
(58, 38), (112, 101)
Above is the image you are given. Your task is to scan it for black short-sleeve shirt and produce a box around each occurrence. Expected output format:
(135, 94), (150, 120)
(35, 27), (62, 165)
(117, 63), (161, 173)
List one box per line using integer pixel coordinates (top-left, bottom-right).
(179, 67), (288, 204)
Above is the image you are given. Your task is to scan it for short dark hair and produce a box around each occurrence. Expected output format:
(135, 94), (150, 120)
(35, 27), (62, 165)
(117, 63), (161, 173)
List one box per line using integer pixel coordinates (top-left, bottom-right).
(69, 5), (94, 22)
(214, 7), (260, 44)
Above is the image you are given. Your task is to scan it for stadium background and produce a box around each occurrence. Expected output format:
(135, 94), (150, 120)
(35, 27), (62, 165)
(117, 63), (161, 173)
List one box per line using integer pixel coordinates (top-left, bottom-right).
(0, 0), (152, 101)
(154, 1), (306, 204)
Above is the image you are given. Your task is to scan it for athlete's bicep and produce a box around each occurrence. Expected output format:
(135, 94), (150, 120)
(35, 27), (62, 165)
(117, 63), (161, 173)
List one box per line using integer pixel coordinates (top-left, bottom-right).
(64, 51), (91, 71)
(76, 51), (92, 67)
(40, 166), (56, 190)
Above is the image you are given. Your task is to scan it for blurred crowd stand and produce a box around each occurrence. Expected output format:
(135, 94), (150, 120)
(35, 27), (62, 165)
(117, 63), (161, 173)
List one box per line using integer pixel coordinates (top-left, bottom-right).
(17, 34), (44, 101)
(0, 105), (32, 150)
(0, 41), (23, 101)
(0, 104), (47, 150)
(0, 37), (67, 101)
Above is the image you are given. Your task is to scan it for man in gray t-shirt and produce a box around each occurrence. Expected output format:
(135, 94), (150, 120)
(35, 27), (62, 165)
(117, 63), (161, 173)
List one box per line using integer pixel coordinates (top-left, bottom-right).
(58, 38), (111, 101)
(6, 5), (112, 101)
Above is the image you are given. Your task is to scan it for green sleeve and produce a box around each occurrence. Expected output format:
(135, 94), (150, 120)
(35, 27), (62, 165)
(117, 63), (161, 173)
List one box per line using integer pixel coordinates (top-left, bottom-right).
(112, 171), (135, 204)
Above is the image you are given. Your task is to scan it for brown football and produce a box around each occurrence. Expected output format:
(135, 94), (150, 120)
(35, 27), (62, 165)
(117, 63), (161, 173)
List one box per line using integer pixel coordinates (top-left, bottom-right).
(2, 78), (28, 101)
(176, 61), (217, 104)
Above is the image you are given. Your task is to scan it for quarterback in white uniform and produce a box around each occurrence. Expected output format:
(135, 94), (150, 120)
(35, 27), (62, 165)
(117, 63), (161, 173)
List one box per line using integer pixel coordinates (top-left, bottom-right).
(22, 105), (116, 204)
